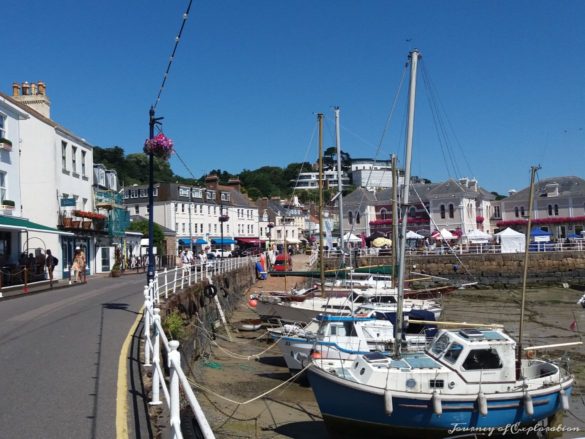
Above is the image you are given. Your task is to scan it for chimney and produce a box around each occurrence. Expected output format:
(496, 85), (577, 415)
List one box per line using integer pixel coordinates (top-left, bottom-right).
(12, 81), (51, 118)
(227, 178), (241, 192)
(205, 174), (219, 189)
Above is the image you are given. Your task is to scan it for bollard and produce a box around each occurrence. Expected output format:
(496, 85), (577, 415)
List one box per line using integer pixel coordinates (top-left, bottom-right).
(169, 340), (181, 438)
(144, 286), (152, 366)
(150, 308), (162, 405)
(23, 267), (29, 293)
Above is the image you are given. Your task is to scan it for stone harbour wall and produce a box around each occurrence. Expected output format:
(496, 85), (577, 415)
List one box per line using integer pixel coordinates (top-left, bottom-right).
(356, 251), (585, 288)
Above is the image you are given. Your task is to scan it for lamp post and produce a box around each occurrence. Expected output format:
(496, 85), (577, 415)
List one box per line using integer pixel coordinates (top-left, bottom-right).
(219, 202), (229, 258)
(147, 107), (163, 284)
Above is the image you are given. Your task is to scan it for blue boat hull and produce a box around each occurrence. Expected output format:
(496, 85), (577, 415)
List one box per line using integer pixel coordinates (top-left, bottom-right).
(307, 367), (572, 438)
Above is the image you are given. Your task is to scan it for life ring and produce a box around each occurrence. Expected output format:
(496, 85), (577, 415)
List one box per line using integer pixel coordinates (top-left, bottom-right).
(204, 285), (217, 299)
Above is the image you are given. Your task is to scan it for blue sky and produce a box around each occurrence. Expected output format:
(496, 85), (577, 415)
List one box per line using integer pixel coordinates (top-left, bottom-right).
(5, 0), (585, 195)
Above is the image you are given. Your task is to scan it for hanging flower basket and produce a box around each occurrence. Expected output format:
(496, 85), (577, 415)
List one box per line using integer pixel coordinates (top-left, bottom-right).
(144, 133), (174, 160)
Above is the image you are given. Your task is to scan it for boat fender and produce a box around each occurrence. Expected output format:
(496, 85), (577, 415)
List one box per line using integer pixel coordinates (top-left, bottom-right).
(384, 390), (393, 416)
(310, 350), (322, 360)
(477, 391), (488, 416)
(432, 391), (442, 416)
(248, 298), (258, 308)
(204, 285), (217, 299)
(560, 388), (570, 411)
(524, 393), (534, 417)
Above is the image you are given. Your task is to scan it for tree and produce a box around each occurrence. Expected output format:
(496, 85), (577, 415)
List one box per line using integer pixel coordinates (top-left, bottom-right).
(127, 220), (165, 255)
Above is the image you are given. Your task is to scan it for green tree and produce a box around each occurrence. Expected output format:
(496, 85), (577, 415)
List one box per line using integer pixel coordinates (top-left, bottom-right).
(127, 220), (165, 255)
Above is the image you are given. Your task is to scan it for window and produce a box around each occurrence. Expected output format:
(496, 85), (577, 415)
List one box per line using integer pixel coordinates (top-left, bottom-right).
(348, 211), (353, 224)
(192, 188), (202, 198)
(200, 224), (203, 233)
(181, 203), (185, 213)
(554, 204), (559, 216)
(0, 114), (5, 139)
(221, 192), (230, 202)
(515, 207), (519, 218)
(135, 205), (139, 214)
(380, 208), (388, 220)
(72, 146), (77, 173)
(356, 212), (361, 224)
(548, 205), (553, 216)
(440, 205), (446, 219)
(443, 342), (463, 364)
(462, 349), (502, 370)
(0, 171), (6, 202)
(409, 207), (416, 218)
(520, 206), (525, 217)
(81, 151), (86, 176)
(449, 204), (454, 219)
(494, 206), (500, 218)
(62, 141), (67, 170)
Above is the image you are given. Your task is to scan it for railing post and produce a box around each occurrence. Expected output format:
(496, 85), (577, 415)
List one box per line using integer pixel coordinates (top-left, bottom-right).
(164, 267), (169, 299)
(144, 286), (152, 366)
(168, 340), (181, 438)
(150, 308), (162, 405)
(173, 267), (178, 293)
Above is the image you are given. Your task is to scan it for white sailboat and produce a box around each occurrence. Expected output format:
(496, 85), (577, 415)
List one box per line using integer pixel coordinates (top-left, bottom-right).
(306, 50), (576, 438)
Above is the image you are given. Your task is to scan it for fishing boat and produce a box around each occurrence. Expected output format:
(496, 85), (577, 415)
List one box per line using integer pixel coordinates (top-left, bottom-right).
(306, 50), (576, 438)
(270, 311), (436, 374)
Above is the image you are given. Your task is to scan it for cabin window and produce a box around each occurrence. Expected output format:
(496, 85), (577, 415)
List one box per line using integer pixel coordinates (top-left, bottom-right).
(431, 333), (450, 356)
(462, 349), (502, 370)
(429, 379), (444, 389)
(443, 342), (463, 364)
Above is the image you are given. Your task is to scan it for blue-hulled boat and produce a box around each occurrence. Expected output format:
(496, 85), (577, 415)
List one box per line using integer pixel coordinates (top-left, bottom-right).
(308, 327), (573, 438)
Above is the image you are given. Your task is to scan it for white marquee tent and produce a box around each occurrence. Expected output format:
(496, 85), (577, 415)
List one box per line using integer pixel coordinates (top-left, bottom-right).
(466, 229), (493, 244)
(496, 228), (525, 253)
(343, 232), (362, 243)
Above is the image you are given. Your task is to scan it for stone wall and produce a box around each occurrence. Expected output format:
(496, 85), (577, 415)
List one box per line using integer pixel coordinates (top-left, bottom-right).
(327, 251), (585, 288)
(160, 263), (258, 364)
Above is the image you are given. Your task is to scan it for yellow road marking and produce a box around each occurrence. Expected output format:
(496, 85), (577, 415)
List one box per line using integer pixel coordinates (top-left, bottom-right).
(116, 305), (145, 439)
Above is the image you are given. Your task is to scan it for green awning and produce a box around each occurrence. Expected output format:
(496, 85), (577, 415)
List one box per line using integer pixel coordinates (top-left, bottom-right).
(0, 216), (73, 235)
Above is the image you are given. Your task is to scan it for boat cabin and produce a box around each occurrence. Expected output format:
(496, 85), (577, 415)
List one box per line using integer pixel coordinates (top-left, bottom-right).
(428, 329), (517, 382)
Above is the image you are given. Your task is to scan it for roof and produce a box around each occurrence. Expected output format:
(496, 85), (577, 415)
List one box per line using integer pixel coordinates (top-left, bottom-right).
(505, 176), (585, 201)
(426, 179), (495, 201)
(0, 91), (93, 149)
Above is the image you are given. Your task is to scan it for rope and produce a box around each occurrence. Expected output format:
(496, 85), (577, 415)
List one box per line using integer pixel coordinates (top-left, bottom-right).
(153, 0), (193, 109)
(194, 318), (280, 360)
(187, 363), (312, 406)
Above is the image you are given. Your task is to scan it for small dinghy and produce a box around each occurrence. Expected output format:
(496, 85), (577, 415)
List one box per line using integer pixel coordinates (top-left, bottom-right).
(238, 319), (263, 331)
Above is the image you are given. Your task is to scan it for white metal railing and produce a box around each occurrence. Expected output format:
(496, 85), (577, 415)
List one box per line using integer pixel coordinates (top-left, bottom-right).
(142, 256), (256, 438)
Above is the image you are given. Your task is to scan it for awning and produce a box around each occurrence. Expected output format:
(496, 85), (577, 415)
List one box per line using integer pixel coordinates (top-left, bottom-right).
(211, 237), (236, 245)
(0, 216), (73, 235)
(178, 238), (208, 245)
(236, 237), (261, 245)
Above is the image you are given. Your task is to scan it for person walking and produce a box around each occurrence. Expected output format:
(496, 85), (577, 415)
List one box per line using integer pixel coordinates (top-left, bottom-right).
(78, 247), (87, 283)
(70, 248), (81, 284)
(46, 249), (57, 287)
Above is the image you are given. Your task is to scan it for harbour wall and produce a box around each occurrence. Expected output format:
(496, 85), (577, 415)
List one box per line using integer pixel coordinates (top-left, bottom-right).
(159, 263), (258, 364)
(355, 251), (585, 288)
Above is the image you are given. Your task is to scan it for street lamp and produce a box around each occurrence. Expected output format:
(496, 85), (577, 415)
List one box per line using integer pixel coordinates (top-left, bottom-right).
(219, 202), (229, 258)
(147, 107), (163, 284)
(267, 222), (274, 251)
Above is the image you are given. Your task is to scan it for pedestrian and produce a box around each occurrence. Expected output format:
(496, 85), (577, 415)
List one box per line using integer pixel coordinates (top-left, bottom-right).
(46, 249), (57, 287)
(79, 247), (87, 283)
(70, 247), (81, 283)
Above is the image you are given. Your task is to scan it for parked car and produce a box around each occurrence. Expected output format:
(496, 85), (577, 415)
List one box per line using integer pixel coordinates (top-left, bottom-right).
(210, 249), (232, 258)
(273, 254), (293, 272)
(232, 247), (262, 258)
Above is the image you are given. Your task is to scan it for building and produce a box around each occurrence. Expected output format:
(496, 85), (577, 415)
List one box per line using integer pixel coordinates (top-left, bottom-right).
(0, 81), (98, 283)
(292, 170), (351, 191)
(497, 176), (585, 239)
(350, 158), (404, 191)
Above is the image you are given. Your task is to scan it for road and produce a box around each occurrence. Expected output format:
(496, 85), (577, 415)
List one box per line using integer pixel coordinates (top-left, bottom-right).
(0, 273), (150, 439)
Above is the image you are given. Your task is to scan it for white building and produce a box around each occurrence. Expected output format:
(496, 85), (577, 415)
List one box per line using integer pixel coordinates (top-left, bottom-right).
(292, 170), (351, 191)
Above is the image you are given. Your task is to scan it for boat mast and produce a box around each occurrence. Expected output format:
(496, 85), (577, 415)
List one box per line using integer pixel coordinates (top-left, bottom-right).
(517, 165), (541, 375)
(318, 113), (326, 296)
(394, 49), (420, 358)
(391, 154), (399, 289)
(334, 107), (345, 264)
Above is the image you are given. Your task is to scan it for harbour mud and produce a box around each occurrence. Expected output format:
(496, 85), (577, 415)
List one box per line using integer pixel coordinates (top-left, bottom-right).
(189, 266), (585, 438)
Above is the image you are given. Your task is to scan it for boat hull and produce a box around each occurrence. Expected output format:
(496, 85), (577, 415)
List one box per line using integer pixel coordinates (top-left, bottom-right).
(307, 365), (572, 439)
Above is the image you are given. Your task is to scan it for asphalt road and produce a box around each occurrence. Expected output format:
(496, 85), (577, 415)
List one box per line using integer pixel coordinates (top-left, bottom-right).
(0, 273), (148, 439)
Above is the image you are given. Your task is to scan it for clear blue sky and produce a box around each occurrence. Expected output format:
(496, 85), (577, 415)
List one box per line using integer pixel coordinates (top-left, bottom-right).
(5, 0), (585, 195)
